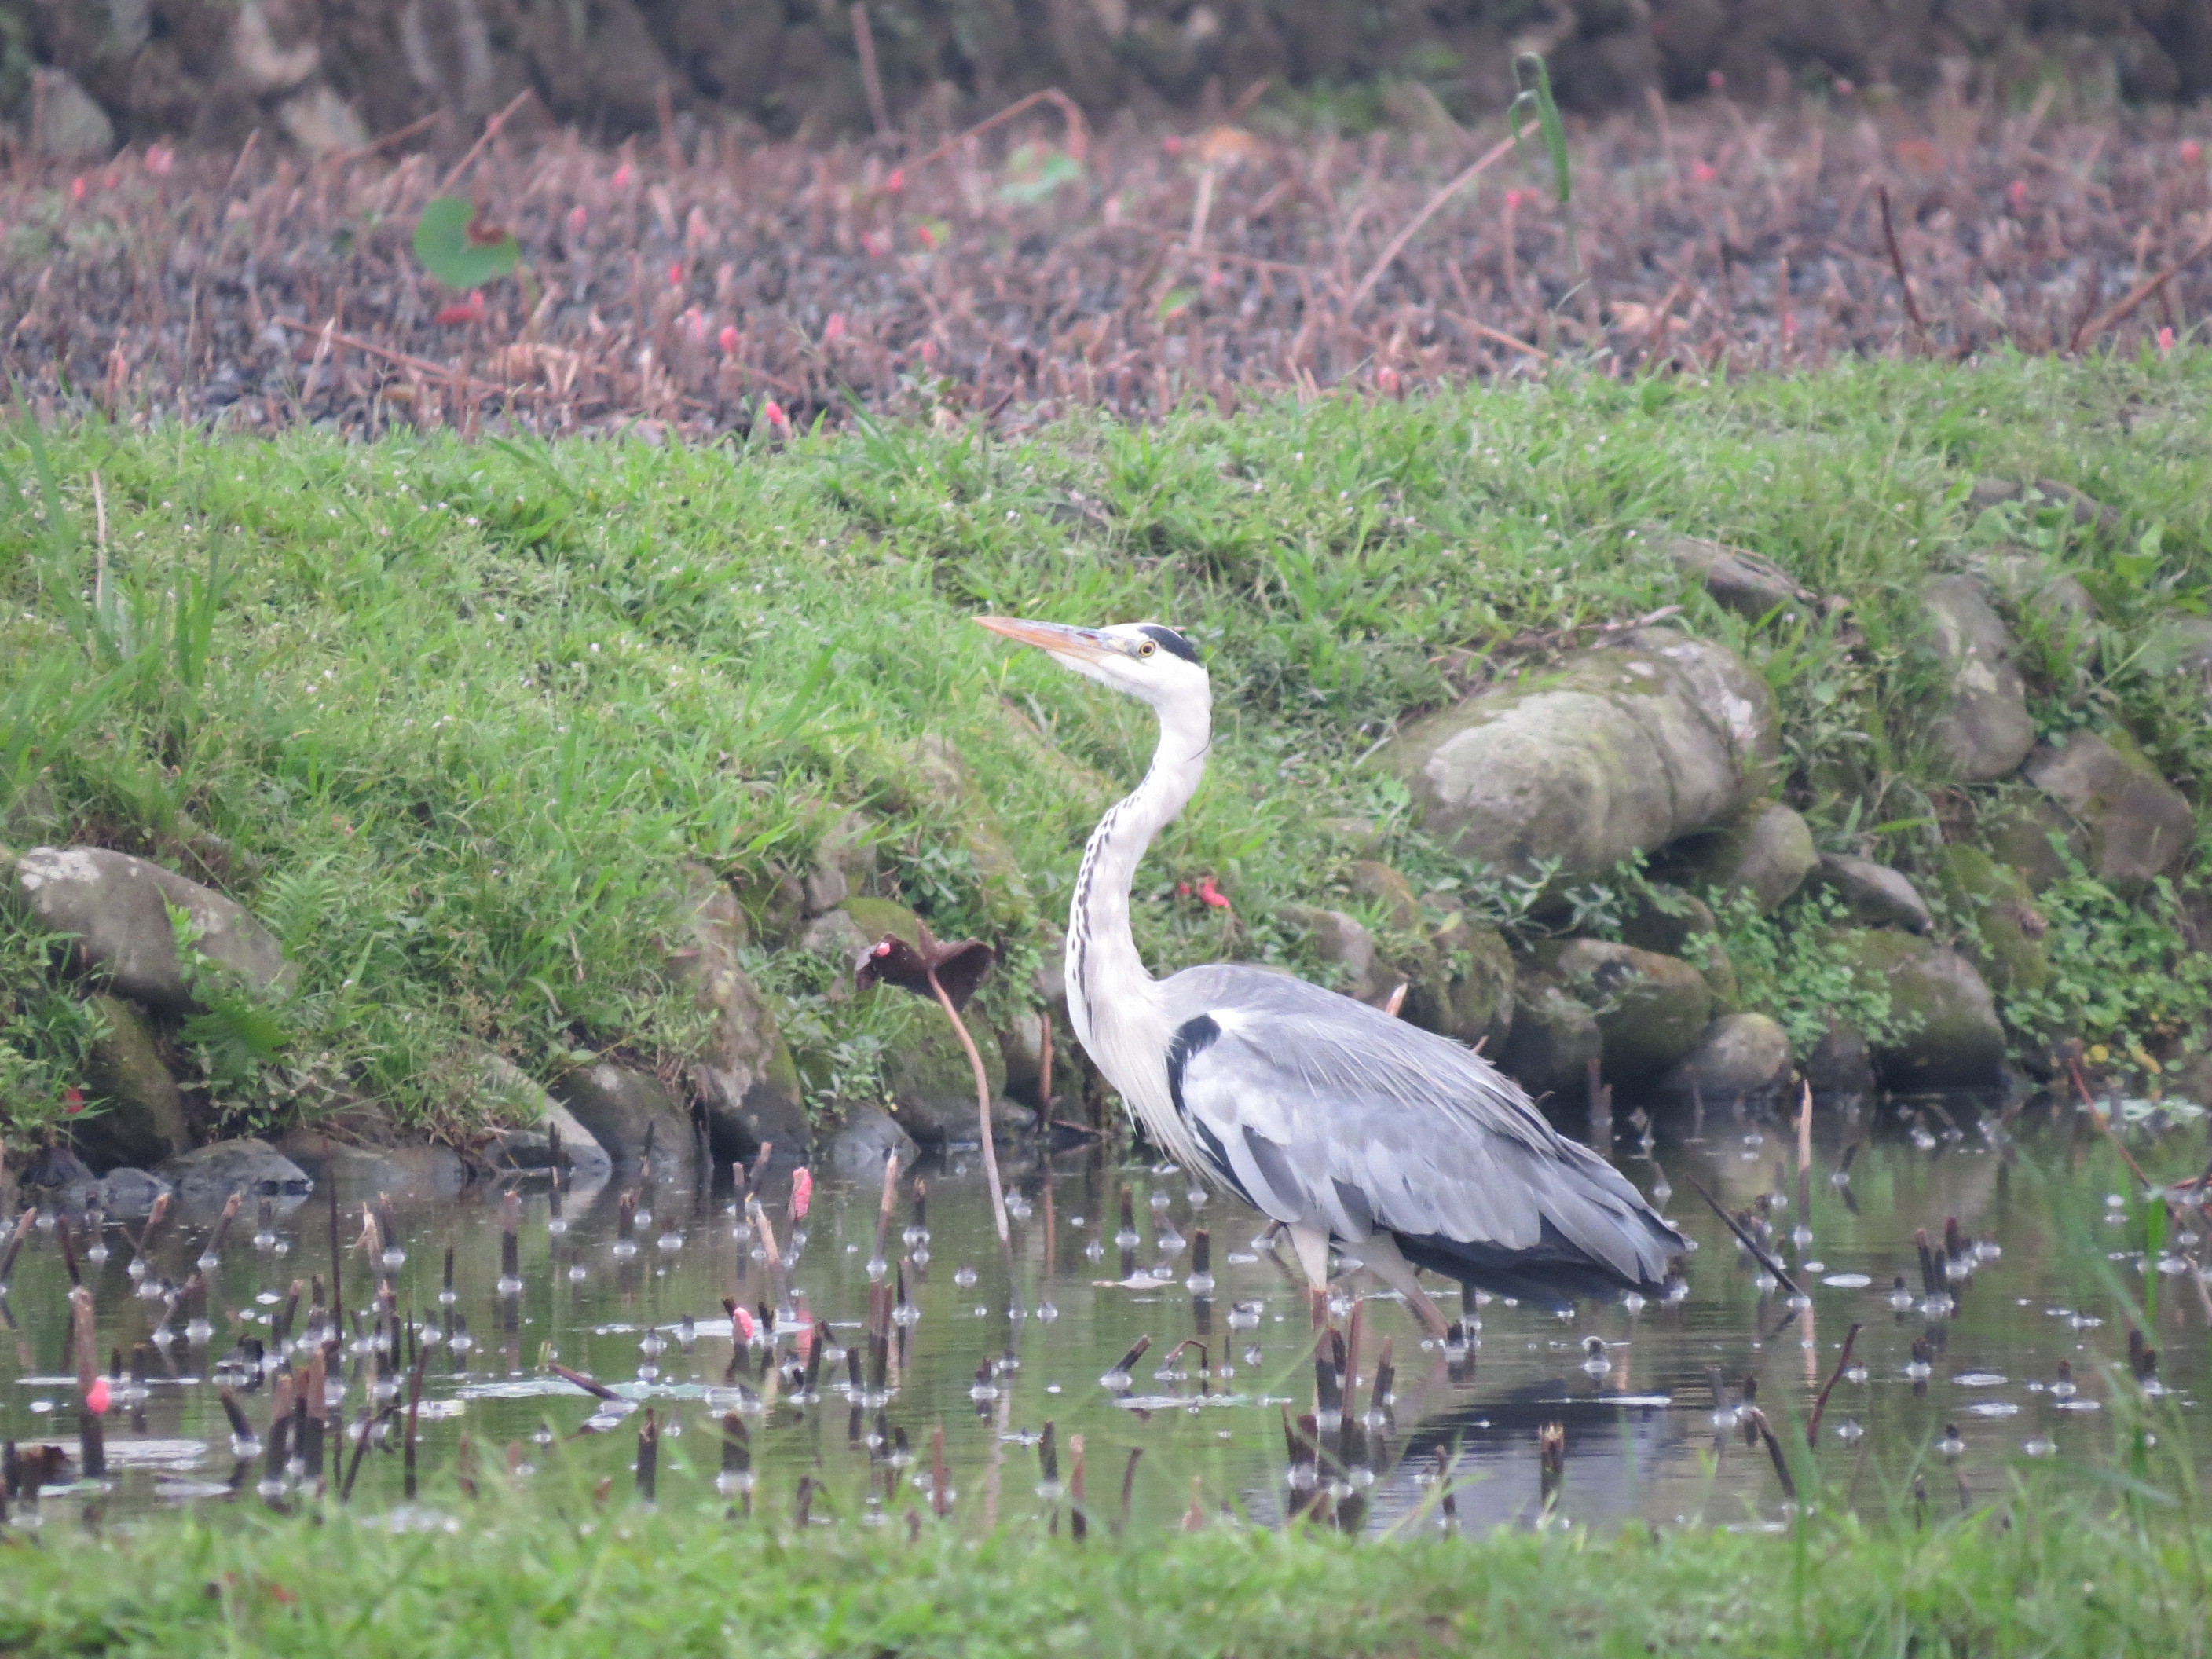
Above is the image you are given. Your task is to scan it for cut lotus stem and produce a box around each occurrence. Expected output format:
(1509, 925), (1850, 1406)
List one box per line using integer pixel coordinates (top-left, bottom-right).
(0, 1206), (39, 1286)
(1068, 1433), (1087, 1544)
(635, 1408), (658, 1503)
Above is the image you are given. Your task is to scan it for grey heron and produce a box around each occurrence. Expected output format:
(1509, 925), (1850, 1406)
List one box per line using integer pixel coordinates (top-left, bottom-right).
(977, 615), (1686, 1337)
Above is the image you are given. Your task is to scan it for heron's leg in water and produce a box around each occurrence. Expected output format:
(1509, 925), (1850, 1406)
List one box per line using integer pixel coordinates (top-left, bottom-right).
(1353, 1231), (1451, 1340)
(1287, 1222), (1331, 1330)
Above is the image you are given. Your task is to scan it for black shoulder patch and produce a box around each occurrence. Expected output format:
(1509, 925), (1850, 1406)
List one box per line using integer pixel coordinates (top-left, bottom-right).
(1163, 1013), (1221, 1115)
(1137, 624), (1202, 665)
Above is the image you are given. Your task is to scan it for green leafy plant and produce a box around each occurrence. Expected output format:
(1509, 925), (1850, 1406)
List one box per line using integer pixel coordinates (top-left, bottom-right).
(412, 197), (522, 291)
(168, 901), (289, 1111)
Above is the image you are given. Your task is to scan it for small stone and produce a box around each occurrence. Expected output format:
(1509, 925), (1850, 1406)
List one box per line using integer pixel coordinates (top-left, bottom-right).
(96, 1168), (171, 1218)
(799, 908), (870, 960)
(1920, 577), (2034, 782)
(1978, 548), (2098, 632)
(1812, 854), (1932, 934)
(1280, 905), (1382, 1002)
(1544, 939), (1714, 1083)
(1805, 1024), (1876, 1099)
(2023, 732), (2194, 887)
(1659, 1013), (1793, 1105)
(820, 1104), (920, 1177)
(552, 1063), (698, 1179)
(155, 1138), (312, 1207)
(477, 1048), (612, 1179)
(1832, 932), (2005, 1092)
(1662, 536), (1815, 624)
(1672, 801), (1816, 914)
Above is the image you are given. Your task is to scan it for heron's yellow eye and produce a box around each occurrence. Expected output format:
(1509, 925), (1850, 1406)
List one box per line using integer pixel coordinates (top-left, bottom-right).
(1137, 639), (1157, 657)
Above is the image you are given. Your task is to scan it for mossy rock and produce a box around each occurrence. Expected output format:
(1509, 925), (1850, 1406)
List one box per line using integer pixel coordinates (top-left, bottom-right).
(841, 895), (928, 949)
(1831, 930), (2005, 1092)
(1426, 909), (1516, 1054)
(1658, 1013), (1793, 1106)
(1541, 939), (1713, 1084)
(881, 994), (1008, 1148)
(1672, 800), (1816, 914)
(1937, 845), (2050, 998)
(1498, 977), (1600, 1097)
(1980, 795), (2079, 892)
(75, 993), (192, 1170)
(1617, 882), (1738, 1005)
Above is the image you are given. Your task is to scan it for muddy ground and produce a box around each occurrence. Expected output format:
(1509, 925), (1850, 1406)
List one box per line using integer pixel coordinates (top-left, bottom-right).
(2, 93), (2208, 439)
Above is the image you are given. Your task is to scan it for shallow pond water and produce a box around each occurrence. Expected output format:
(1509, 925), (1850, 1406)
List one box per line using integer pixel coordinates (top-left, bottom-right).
(2, 1092), (2206, 1536)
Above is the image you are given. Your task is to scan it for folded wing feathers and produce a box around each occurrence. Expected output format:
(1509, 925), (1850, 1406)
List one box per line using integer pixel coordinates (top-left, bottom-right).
(1167, 965), (1679, 1287)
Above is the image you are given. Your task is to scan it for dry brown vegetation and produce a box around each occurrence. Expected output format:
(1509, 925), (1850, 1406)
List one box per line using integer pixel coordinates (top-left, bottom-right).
(3, 90), (2209, 440)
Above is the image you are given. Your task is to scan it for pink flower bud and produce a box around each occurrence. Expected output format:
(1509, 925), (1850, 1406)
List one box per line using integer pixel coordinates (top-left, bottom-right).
(719, 324), (739, 353)
(145, 142), (174, 178)
(667, 262), (685, 287)
(613, 163), (633, 189)
(87, 1376), (111, 1415)
(2008, 178), (2027, 209)
(2159, 326), (2177, 355)
(566, 204), (587, 236)
(2183, 140), (2203, 166)
(70, 176), (86, 202)
(790, 1167), (814, 1220)
(763, 398), (789, 430)
(732, 1305), (756, 1342)
(825, 312), (846, 343)
(1692, 161), (1716, 183)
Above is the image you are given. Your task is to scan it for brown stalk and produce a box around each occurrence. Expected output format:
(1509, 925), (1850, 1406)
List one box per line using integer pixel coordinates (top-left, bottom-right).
(906, 87), (1090, 177)
(1806, 1322), (1863, 1448)
(435, 90), (538, 198)
(927, 964), (1013, 1254)
(1348, 132), (1517, 314)
(2071, 223), (2212, 353)
(850, 5), (893, 139)
(1877, 185), (1928, 346)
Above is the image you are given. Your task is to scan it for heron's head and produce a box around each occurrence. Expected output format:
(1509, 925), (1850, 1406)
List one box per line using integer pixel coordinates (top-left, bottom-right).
(976, 617), (1210, 713)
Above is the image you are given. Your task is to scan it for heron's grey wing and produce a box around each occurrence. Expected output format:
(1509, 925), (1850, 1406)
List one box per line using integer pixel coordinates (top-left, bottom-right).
(1160, 965), (1681, 1295)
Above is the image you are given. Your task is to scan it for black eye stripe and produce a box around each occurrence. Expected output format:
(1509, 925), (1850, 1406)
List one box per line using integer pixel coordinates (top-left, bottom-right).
(1135, 624), (1201, 664)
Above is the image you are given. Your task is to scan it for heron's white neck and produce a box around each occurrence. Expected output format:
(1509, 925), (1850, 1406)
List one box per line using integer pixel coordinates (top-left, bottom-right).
(1064, 689), (1212, 1064)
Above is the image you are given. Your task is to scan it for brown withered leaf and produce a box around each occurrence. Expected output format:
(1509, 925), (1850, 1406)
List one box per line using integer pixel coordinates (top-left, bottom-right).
(854, 925), (994, 1013)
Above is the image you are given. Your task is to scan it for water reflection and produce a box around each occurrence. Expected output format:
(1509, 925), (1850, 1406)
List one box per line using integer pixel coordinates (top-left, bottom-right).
(0, 1090), (2205, 1535)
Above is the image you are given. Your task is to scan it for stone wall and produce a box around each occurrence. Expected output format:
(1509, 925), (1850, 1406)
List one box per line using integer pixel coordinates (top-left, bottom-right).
(5, 0), (2207, 159)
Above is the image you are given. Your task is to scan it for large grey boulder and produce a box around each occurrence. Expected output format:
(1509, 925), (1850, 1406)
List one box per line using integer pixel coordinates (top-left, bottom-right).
(1663, 536), (1815, 624)
(1375, 629), (1778, 884)
(1544, 939), (1714, 1084)
(277, 1135), (467, 1199)
(553, 1062), (698, 1179)
(1659, 1013), (1793, 1105)
(1811, 854), (1932, 934)
(1617, 883), (1737, 1003)
(1920, 577), (2034, 782)
(1833, 932), (2005, 1092)
(7, 846), (293, 1014)
(820, 1104), (920, 1178)
(97, 1167), (171, 1218)
(1672, 801), (1816, 913)
(76, 994), (193, 1170)
(155, 1138), (311, 1205)
(1805, 1024), (1876, 1099)
(2023, 733), (2193, 887)
(672, 863), (809, 1159)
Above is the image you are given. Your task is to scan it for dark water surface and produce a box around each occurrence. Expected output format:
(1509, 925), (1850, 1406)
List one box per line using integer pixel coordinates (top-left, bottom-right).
(2, 1094), (2205, 1535)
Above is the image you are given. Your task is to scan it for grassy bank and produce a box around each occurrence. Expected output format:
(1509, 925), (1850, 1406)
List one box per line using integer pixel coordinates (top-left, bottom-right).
(2, 1468), (2207, 1658)
(5, 353), (2212, 1136)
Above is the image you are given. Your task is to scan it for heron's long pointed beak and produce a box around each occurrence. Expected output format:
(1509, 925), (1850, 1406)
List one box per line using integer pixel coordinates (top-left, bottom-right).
(975, 615), (1114, 662)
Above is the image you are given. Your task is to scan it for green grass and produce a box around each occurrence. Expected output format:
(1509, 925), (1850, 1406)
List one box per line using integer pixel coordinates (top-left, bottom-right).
(5, 352), (2212, 1135)
(2, 1467), (2208, 1657)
